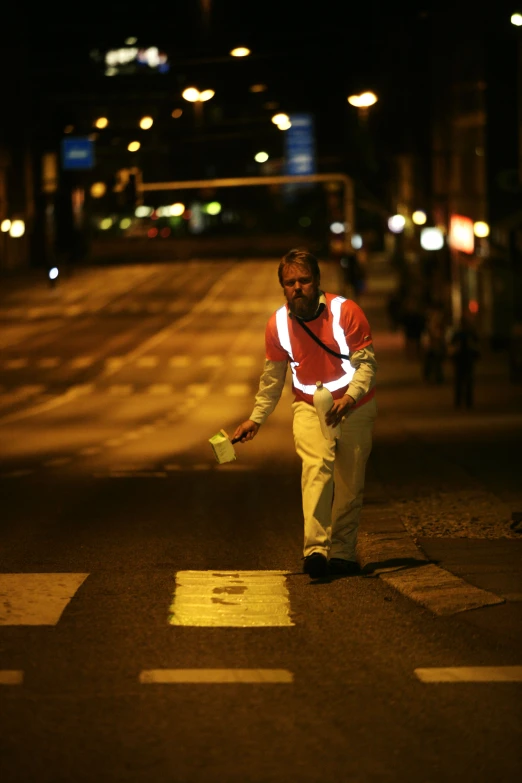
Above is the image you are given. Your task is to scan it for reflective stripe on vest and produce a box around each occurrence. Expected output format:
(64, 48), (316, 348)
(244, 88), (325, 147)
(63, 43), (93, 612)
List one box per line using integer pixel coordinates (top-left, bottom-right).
(275, 297), (355, 395)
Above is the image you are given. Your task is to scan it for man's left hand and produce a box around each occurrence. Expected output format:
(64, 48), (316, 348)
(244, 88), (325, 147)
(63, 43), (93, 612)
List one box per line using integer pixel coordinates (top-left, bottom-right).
(325, 394), (356, 427)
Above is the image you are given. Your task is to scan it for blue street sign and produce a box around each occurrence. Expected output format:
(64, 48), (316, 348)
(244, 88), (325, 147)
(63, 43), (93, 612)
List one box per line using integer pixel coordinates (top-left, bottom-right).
(284, 113), (316, 176)
(61, 137), (95, 170)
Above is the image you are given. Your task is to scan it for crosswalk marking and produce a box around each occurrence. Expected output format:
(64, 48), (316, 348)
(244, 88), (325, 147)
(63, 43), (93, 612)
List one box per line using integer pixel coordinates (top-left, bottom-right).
(169, 570), (294, 627)
(105, 358), (125, 371)
(148, 384), (173, 395)
(0, 670), (24, 685)
(414, 666), (522, 683)
(139, 669), (293, 684)
(233, 356), (256, 367)
(109, 384), (133, 395)
(201, 355), (224, 367)
(0, 574), (89, 625)
(186, 383), (210, 397)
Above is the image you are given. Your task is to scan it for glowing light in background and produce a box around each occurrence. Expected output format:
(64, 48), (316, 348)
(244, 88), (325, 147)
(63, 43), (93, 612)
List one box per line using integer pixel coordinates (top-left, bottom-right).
(206, 202), (222, 215)
(199, 89), (215, 102)
(9, 220), (25, 238)
(412, 210), (427, 225)
(277, 119), (292, 130)
(49, 267), (59, 280)
(254, 151), (269, 163)
(348, 91), (378, 107)
(139, 116), (153, 129)
(1, 219), (11, 232)
(119, 218), (132, 229)
(94, 117), (109, 129)
(511, 12), (522, 25)
(125, 37), (138, 45)
(388, 214), (406, 233)
(249, 84), (267, 93)
(351, 234), (363, 249)
(230, 47), (250, 57)
(420, 227), (444, 251)
(127, 141), (140, 152)
(135, 206), (154, 217)
(170, 203), (185, 216)
(171, 109), (183, 118)
(330, 222), (345, 234)
(64, 125), (74, 134)
(271, 113), (289, 125)
(90, 182), (106, 198)
(100, 218), (113, 230)
(473, 221), (490, 238)
(469, 300), (479, 313)
(148, 227), (158, 238)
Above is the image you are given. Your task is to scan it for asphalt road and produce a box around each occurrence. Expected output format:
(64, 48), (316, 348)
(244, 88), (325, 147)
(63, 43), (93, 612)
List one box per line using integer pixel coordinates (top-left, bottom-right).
(0, 259), (521, 783)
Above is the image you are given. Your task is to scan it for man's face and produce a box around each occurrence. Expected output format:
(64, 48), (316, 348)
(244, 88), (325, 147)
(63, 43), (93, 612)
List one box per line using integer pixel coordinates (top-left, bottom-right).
(282, 263), (320, 319)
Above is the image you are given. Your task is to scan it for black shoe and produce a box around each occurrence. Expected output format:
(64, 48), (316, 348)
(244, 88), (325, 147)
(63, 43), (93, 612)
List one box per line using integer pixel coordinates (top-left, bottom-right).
(303, 552), (329, 578)
(328, 558), (360, 576)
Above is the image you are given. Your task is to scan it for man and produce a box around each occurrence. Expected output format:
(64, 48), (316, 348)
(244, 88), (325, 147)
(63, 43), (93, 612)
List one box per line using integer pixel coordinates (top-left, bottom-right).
(233, 248), (377, 579)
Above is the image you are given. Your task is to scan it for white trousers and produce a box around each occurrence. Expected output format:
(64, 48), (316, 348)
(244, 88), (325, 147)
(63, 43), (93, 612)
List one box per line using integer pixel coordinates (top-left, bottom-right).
(291, 397), (377, 560)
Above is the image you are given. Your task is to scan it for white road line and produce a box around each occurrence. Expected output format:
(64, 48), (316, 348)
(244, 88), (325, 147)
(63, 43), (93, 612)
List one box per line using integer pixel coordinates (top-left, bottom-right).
(43, 457), (72, 467)
(201, 355), (224, 367)
(0, 670), (24, 685)
(70, 357), (94, 369)
(233, 356), (256, 367)
(169, 570), (294, 627)
(109, 385), (133, 395)
(148, 384), (173, 395)
(0, 574), (89, 625)
(414, 666), (522, 683)
(169, 356), (190, 368)
(38, 358), (60, 369)
(4, 359), (28, 369)
(139, 669), (293, 684)
(225, 383), (250, 396)
(105, 358), (125, 371)
(186, 384), (210, 397)
(136, 356), (158, 368)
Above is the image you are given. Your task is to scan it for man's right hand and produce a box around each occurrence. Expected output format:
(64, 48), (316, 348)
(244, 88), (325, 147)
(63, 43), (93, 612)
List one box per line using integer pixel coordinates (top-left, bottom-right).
(232, 420), (260, 443)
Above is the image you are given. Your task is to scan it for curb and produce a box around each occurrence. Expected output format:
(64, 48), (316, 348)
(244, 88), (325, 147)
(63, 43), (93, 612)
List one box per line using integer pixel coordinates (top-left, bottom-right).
(357, 523), (505, 616)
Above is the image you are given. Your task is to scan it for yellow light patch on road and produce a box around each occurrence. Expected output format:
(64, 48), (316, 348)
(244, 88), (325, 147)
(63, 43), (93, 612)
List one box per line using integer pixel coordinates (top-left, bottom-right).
(225, 384), (250, 396)
(68, 384), (95, 396)
(169, 570), (294, 627)
(0, 573), (89, 625)
(0, 670), (23, 685)
(139, 669), (293, 684)
(78, 446), (102, 456)
(136, 356), (158, 368)
(415, 666), (522, 683)
(169, 356), (190, 368)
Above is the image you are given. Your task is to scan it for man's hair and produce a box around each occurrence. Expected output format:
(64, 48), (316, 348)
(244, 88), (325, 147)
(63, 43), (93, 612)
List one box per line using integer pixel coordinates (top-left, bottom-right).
(278, 248), (321, 286)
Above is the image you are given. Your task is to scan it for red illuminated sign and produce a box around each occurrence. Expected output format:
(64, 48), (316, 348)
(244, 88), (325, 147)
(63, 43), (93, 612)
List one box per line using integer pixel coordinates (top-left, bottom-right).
(449, 215), (474, 254)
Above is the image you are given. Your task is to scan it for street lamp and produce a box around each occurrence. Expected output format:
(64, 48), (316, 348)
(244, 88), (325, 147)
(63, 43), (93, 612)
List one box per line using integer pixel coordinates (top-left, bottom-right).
(347, 91), (378, 125)
(182, 87), (215, 128)
(230, 47), (250, 57)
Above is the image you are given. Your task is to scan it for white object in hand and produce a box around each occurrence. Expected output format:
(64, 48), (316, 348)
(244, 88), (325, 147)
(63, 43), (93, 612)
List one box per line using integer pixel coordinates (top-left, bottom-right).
(313, 381), (341, 441)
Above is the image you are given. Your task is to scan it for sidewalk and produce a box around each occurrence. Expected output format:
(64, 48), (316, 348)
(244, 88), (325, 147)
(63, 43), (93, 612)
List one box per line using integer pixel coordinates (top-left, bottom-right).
(348, 254), (522, 641)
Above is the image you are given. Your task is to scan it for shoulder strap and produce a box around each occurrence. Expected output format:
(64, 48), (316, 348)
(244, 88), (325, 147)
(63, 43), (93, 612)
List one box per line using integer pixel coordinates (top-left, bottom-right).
(295, 317), (350, 360)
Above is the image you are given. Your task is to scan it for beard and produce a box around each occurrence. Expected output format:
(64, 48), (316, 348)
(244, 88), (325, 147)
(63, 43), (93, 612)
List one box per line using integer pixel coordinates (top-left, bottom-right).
(289, 293), (319, 320)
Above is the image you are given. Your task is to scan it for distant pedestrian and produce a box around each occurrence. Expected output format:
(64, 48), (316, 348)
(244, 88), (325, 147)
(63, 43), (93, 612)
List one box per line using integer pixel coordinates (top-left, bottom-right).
(421, 306), (447, 384)
(447, 315), (480, 409)
(401, 297), (426, 360)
